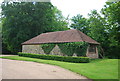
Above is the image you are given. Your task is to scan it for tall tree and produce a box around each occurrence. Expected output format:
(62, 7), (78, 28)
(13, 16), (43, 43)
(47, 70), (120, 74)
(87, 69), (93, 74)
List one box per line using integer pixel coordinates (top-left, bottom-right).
(69, 2), (120, 58)
(101, 2), (120, 58)
(1, 2), (68, 53)
(88, 10), (108, 44)
(70, 14), (89, 34)
(0, 22), (2, 54)
(87, 10), (109, 58)
(49, 7), (69, 31)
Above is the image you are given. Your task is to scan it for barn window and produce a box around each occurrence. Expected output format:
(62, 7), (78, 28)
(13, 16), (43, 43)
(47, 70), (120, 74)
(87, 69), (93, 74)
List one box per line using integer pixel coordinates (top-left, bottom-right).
(89, 45), (96, 53)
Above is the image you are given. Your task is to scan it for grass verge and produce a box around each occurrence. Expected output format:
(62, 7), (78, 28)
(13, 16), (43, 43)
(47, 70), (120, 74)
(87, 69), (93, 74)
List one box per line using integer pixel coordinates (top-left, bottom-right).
(0, 56), (119, 80)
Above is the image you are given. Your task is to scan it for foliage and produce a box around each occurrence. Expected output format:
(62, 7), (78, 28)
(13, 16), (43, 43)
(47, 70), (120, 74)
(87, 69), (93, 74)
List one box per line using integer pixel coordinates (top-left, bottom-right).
(0, 22), (2, 35)
(18, 52), (90, 63)
(0, 22), (2, 38)
(1, 2), (68, 53)
(70, 14), (89, 34)
(87, 10), (109, 58)
(88, 10), (108, 43)
(0, 22), (11, 54)
(70, 11), (108, 58)
(70, 2), (120, 58)
(58, 42), (88, 56)
(101, 2), (120, 58)
(40, 42), (88, 56)
(51, 7), (69, 31)
(0, 22), (2, 54)
(87, 7), (120, 58)
(41, 43), (55, 54)
(1, 56), (118, 80)
(2, 1), (120, 58)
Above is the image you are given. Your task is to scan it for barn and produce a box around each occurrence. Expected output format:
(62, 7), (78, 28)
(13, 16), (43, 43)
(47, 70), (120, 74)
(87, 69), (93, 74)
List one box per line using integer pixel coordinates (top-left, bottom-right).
(21, 29), (100, 58)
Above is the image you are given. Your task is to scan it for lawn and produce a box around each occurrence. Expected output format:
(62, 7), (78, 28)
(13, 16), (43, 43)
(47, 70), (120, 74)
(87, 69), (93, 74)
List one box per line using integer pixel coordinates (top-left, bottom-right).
(0, 56), (119, 80)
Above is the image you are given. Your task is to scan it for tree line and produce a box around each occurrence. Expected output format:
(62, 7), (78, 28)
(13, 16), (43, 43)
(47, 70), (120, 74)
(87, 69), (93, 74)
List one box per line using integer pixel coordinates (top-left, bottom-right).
(1, 2), (120, 58)
(70, 2), (120, 58)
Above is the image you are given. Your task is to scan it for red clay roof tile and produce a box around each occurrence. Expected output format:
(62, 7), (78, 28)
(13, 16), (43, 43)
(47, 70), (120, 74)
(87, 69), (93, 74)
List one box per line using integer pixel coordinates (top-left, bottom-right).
(22, 29), (99, 45)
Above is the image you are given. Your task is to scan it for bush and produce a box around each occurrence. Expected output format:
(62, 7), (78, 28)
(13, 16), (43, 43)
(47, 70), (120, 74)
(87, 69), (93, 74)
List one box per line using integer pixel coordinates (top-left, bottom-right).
(18, 52), (90, 63)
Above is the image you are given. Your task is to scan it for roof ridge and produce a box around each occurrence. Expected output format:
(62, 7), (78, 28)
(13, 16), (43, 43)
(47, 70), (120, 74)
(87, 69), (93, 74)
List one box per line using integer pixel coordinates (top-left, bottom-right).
(42, 29), (73, 34)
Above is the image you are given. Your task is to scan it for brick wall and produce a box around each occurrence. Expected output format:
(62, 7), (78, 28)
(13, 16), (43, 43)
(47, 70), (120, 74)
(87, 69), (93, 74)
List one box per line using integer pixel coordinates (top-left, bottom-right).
(86, 45), (98, 58)
(50, 45), (64, 56)
(22, 45), (45, 54)
(22, 44), (98, 58)
(22, 44), (63, 56)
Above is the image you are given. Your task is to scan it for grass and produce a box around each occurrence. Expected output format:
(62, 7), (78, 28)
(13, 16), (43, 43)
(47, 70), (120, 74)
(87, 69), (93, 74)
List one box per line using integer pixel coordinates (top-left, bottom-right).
(0, 56), (119, 80)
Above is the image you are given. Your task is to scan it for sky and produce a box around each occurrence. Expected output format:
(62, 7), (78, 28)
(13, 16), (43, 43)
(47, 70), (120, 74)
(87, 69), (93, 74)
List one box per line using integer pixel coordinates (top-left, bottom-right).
(0, 0), (108, 18)
(51, 0), (107, 18)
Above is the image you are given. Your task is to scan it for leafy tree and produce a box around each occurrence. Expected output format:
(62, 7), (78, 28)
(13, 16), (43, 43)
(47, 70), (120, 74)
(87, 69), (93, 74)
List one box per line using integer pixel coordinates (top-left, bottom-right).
(87, 10), (109, 58)
(70, 14), (89, 34)
(49, 7), (69, 31)
(101, 2), (120, 58)
(0, 21), (11, 54)
(70, 2), (120, 58)
(1, 2), (68, 53)
(0, 22), (2, 36)
(0, 22), (2, 54)
(88, 10), (108, 45)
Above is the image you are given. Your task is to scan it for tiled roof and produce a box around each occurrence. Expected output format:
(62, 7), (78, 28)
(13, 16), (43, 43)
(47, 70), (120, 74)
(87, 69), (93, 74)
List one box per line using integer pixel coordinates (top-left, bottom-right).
(22, 29), (99, 45)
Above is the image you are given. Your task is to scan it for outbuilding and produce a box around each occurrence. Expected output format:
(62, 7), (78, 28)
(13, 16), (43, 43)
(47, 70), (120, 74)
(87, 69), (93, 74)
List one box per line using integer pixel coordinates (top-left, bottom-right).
(22, 29), (100, 58)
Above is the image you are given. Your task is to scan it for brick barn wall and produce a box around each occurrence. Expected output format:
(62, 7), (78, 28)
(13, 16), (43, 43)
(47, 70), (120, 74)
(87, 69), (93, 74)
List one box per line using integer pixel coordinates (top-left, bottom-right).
(22, 44), (98, 58)
(22, 44), (64, 56)
(22, 45), (45, 54)
(50, 45), (64, 56)
(86, 45), (98, 58)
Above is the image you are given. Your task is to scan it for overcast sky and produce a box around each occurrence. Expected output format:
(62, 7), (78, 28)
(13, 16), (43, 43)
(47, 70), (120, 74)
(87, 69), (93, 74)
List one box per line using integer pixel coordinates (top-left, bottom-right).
(51, 0), (107, 18)
(0, 0), (107, 18)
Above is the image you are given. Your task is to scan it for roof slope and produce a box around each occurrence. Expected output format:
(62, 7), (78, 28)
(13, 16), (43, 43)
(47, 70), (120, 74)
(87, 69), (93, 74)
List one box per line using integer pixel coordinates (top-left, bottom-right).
(22, 29), (99, 45)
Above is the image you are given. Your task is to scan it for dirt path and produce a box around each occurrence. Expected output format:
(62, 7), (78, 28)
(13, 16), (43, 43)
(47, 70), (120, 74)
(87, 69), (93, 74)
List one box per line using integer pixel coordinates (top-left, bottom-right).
(0, 58), (92, 80)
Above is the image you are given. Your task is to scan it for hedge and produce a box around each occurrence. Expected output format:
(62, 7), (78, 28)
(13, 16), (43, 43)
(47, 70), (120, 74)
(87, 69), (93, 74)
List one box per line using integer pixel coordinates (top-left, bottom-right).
(18, 52), (90, 63)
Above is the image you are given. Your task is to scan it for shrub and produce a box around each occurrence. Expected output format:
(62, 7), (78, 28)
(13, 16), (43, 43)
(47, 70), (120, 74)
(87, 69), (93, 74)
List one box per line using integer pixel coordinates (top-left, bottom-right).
(18, 52), (90, 63)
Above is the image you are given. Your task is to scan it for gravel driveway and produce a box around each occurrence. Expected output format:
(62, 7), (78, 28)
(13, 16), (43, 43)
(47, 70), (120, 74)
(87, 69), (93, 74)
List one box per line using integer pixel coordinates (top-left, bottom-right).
(0, 58), (92, 80)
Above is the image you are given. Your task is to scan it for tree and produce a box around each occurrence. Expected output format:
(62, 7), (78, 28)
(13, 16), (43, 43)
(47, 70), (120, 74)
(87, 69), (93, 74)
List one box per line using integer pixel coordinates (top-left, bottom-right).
(69, 2), (120, 58)
(101, 2), (120, 58)
(1, 2), (68, 53)
(88, 10), (108, 44)
(0, 20), (11, 54)
(87, 10), (109, 58)
(49, 7), (69, 31)
(87, 2), (120, 58)
(0, 22), (2, 54)
(70, 14), (89, 34)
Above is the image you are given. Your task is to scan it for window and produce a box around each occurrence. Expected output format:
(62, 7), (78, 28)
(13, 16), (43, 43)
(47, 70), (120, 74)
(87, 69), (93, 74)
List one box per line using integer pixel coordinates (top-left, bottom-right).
(89, 45), (96, 53)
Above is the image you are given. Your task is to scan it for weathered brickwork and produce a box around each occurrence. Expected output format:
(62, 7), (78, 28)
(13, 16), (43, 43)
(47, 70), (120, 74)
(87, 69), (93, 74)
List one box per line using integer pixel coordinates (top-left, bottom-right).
(86, 45), (98, 58)
(22, 45), (45, 54)
(50, 45), (64, 56)
(22, 44), (63, 56)
(72, 53), (77, 57)
(22, 44), (98, 58)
